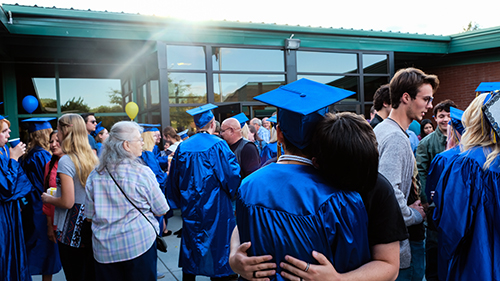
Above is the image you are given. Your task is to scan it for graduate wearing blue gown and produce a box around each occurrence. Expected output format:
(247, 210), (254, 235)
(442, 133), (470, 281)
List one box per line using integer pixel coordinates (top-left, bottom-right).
(433, 89), (500, 281)
(237, 79), (371, 280)
(0, 116), (33, 281)
(167, 104), (241, 279)
(19, 118), (61, 277)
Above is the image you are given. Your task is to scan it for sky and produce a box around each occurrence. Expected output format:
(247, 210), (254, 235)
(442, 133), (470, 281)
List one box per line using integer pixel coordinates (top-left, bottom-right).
(5, 0), (500, 36)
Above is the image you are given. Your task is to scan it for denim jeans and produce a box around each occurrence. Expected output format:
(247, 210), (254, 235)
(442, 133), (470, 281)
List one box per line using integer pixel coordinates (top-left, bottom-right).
(396, 240), (425, 281)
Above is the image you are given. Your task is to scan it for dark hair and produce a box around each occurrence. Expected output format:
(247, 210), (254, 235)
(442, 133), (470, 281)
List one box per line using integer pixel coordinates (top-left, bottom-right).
(373, 84), (391, 111)
(390, 68), (439, 109)
(163, 126), (181, 142)
(420, 119), (434, 139)
(80, 113), (95, 123)
(43, 130), (60, 191)
(312, 112), (379, 194)
(248, 125), (263, 142)
(433, 99), (457, 116)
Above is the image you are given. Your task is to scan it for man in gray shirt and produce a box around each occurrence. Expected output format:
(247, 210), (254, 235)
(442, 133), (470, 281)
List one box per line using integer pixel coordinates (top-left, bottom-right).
(374, 67), (439, 280)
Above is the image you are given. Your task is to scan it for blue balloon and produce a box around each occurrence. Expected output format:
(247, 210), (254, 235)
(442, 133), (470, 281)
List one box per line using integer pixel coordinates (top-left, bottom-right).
(22, 95), (39, 114)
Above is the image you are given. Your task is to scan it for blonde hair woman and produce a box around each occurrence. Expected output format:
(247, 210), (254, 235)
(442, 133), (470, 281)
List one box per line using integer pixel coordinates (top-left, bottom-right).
(433, 92), (500, 281)
(42, 113), (98, 281)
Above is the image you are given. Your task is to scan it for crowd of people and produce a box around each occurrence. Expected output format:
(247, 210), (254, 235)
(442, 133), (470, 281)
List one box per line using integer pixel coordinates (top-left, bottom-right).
(1, 68), (499, 281)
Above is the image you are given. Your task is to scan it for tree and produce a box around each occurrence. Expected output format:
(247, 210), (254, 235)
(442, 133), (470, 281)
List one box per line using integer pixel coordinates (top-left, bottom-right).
(462, 21), (480, 32)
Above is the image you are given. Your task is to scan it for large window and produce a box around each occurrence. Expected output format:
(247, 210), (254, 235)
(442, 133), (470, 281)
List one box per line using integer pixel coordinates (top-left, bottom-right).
(212, 47), (285, 104)
(297, 50), (390, 117)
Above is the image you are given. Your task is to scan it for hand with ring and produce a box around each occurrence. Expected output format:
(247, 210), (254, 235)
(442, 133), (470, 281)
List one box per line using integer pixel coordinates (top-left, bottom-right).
(280, 251), (342, 281)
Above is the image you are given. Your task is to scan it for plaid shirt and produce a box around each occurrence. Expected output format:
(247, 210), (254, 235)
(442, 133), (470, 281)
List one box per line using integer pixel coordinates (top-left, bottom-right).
(85, 163), (169, 263)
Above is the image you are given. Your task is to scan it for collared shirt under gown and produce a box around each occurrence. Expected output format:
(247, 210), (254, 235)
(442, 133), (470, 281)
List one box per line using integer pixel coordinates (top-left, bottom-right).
(20, 146), (61, 275)
(0, 146), (33, 281)
(237, 163), (371, 280)
(166, 132), (241, 277)
(433, 146), (500, 281)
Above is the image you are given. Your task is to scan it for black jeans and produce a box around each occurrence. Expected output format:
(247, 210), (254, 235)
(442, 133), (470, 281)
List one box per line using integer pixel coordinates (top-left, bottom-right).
(58, 241), (96, 281)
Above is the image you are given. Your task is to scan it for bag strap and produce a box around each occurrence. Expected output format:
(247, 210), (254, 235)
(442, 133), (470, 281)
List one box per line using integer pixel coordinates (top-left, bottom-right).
(106, 167), (159, 236)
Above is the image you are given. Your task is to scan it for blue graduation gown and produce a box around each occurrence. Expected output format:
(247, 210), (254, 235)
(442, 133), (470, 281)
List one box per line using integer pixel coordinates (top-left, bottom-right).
(166, 133), (241, 277)
(237, 163), (371, 280)
(0, 146), (33, 281)
(20, 146), (61, 275)
(259, 142), (283, 166)
(139, 150), (167, 194)
(153, 145), (161, 158)
(425, 146), (461, 204)
(433, 146), (500, 281)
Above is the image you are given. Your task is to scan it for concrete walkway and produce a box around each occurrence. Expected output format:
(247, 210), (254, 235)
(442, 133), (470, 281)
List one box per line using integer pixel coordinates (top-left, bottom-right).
(33, 209), (211, 281)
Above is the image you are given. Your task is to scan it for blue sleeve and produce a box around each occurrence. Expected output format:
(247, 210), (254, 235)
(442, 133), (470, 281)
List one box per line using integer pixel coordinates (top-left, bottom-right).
(0, 148), (33, 202)
(215, 142), (241, 199)
(20, 150), (51, 195)
(165, 151), (180, 208)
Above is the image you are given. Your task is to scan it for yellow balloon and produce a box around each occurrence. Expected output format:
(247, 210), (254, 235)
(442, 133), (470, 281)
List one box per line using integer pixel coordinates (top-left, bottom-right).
(125, 102), (139, 121)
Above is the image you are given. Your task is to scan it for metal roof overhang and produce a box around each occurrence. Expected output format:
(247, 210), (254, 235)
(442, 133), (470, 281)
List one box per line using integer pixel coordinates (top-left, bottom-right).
(1, 4), (452, 54)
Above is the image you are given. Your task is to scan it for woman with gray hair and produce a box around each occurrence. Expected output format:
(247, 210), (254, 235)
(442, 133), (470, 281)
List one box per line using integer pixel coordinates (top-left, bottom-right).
(84, 121), (169, 281)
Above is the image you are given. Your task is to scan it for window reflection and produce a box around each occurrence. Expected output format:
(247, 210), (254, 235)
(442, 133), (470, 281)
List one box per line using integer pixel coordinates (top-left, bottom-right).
(151, 80), (160, 106)
(33, 78), (57, 113)
(213, 74), (284, 102)
(59, 78), (122, 113)
(363, 54), (388, 74)
(364, 76), (390, 102)
(170, 106), (197, 132)
(168, 73), (207, 104)
(297, 51), (357, 74)
(298, 75), (358, 101)
(167, 45), (206, 70)
(212, 48), (284, 72)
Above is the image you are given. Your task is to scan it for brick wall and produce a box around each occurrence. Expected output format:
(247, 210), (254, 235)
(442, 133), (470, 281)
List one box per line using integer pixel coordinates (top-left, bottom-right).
(421, 61), (500, 120)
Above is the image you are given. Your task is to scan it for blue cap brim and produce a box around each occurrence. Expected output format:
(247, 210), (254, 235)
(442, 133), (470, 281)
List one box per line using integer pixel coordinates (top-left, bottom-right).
(449, 107), (465, 135)
(138, 123), (161, 132)
(22, 117), (56, 133)
(254, 78), (355, 149)
(475, 82), (500, 93)
(231, 113), (249, 128)
(186, 104), (218, 128)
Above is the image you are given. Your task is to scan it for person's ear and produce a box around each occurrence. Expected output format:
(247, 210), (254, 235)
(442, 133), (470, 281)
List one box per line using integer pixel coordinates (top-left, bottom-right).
(276, 125), (284, 143)
(123, 140), (131, 153)
(312, 157), (320, 169)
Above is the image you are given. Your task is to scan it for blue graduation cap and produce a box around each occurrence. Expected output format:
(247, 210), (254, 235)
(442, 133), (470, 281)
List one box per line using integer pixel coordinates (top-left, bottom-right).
(138, 123), (161, 132)
(231, 113), (249, 128)
(177, 129), (189, 140)
(475, 82), (500, 93)
(267, 115), (277, 124)
(91, 122), (105, 137)
(22, 117), (56, 133)
(449, 107), (465, 135)
(254, 78), (355, 149)
(186, 104), (218, 128)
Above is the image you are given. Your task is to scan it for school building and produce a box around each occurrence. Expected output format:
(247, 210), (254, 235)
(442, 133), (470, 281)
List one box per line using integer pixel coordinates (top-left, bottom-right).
(2, 3), (500, 137)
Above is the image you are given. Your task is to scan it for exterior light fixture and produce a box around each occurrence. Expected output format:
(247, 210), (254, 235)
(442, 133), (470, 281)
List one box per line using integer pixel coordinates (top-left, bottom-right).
(285, 34), (301, 50)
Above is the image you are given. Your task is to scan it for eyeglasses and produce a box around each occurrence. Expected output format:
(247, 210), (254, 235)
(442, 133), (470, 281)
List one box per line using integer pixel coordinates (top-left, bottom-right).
(129, 138), (144, 143)
(90, 120), (97, 124)
(220, 127), (233, 134)
(422, 96), (434, 105)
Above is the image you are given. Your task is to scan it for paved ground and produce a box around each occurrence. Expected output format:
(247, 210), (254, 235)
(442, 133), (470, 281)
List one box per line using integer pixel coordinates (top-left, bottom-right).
(33, 209), (211, 281)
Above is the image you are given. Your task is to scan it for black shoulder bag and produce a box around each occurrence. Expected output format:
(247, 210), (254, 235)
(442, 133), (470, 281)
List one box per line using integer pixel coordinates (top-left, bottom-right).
(106, 167), (168, 253)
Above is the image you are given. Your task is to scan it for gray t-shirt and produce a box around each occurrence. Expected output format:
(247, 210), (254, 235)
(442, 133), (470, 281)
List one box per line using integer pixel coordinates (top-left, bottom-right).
(374, 118), (423, 268)
(54, 155), (87, 229)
